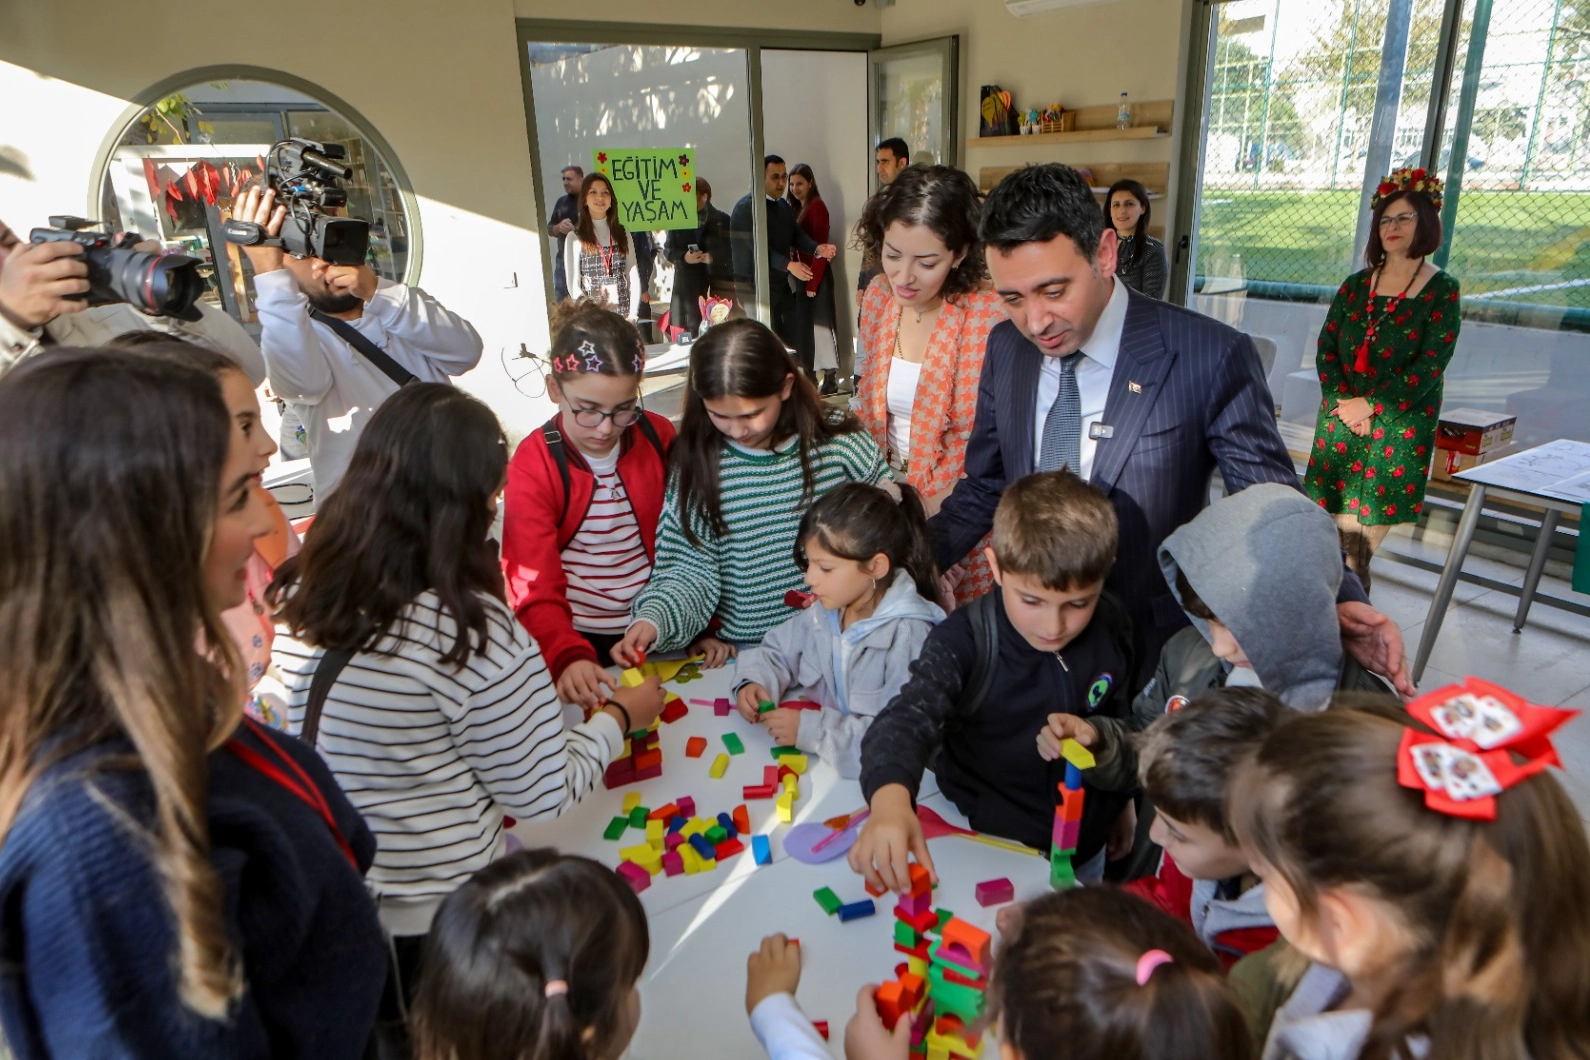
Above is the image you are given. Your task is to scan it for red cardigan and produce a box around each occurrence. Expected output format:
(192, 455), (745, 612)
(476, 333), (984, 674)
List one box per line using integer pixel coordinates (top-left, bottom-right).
(792, 198), (830, 294)
(502, 410), (675, 680)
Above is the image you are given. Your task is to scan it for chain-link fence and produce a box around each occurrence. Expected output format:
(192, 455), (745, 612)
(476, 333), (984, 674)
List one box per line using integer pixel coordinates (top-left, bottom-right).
(1195, 0), (1590, 321)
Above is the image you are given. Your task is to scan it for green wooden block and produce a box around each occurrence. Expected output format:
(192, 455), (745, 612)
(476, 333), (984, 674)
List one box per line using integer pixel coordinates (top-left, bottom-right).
(628, 807), (649, 829)
(927, 966), (987, 1023)
(813, 886), (843, 915)
(934, 908), (953, 932)
(893, 918), (919, 948)
(771, 746), (800, 759)
(758, 700), (777, 714)
(722, 733), (745, 755)
(705, 824), (729, 845)
(603, 817), (629, 841)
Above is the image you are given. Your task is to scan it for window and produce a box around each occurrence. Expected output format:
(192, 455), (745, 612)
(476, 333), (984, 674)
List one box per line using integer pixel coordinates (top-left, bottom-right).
(99, 77), (414, 327)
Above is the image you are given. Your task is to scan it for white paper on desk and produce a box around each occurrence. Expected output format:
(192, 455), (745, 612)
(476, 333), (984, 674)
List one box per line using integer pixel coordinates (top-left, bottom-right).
(1540, 470), (1590, 505)
(1458, 439), (1590, 495)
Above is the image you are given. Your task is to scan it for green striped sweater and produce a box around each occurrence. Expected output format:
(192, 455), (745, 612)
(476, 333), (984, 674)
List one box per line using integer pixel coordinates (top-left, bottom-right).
(633, 429), (889, 650)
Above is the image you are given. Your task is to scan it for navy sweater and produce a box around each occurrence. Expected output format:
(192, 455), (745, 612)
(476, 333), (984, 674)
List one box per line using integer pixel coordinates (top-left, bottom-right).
(0, 722), (386, 1059)
(860, 590), (1135, 863)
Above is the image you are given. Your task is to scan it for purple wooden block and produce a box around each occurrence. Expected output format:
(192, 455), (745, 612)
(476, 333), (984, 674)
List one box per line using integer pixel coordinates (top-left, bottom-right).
(662, 850), (685, 876)
(896, 889), (933, 919)
(714, 698), (732, 716)
(665, 833), (685, 850)
(615, 861), (651, 893)
(677, 796), (696, 818)
(975, 877), (1014, 907)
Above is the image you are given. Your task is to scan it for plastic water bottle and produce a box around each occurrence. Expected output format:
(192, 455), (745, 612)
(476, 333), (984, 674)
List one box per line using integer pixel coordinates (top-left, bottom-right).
(1117, 92), (1131, 130)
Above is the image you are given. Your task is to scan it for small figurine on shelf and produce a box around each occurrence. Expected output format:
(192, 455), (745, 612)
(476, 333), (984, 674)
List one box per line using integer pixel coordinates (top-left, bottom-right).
(1023, 108), (1041, 135)
(696, 295), (734, 338)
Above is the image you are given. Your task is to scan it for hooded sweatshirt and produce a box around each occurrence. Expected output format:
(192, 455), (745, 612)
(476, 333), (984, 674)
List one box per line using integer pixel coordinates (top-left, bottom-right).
(1263, 963), (1429, 1060)
(733, 573), (945, 777)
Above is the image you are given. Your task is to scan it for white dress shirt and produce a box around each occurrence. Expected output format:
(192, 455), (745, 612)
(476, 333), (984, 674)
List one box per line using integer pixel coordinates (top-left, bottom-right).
(749, 993), (832, 1060)
(1032, 276), (1128, 480)
(254, 270), (483, 497)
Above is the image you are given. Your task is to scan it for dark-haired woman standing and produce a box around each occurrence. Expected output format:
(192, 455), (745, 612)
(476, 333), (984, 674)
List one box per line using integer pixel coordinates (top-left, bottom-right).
(1105, 179), (1167, 299)
(853, 164), (1003, 603)
(564, 172), (641, 322)
(1305, 169), (1461, 588)
(788, 163), (842, 394)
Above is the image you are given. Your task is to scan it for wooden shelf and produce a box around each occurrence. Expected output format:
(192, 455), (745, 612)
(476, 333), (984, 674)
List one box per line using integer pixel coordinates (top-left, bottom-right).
(970, 126), (1165, 147)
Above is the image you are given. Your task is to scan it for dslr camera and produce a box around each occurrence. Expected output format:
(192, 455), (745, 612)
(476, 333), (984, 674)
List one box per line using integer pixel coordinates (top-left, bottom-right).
(29, 217), (205, 321)
(223, 138), (370, 266)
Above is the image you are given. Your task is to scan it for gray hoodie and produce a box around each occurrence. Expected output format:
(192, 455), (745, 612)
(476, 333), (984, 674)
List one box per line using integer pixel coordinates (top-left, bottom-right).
(1159, 483), (1344, 712)
(1192, 877), (1275, 959)
(1263, 963), (1428, 1060)
(732, 573), (944, 778)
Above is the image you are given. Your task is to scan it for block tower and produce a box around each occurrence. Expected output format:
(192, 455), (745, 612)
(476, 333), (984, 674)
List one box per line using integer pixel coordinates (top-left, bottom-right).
(876, 863), (989, 1059)
(1050, 737), (1095, 890)
(602, 717), (663, 789)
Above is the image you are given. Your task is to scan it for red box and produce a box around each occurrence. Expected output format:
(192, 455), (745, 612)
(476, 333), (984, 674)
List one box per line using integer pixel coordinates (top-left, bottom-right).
(1436, 408), (1516, 455)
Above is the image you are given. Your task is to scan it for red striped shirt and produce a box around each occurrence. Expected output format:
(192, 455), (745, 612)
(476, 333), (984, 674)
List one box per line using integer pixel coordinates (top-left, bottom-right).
(561, 461), (650, 632)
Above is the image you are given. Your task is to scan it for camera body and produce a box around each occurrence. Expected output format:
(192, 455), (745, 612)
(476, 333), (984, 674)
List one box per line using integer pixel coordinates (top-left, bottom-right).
(29, 217), (205, 321)
(224, 139), (371, 266)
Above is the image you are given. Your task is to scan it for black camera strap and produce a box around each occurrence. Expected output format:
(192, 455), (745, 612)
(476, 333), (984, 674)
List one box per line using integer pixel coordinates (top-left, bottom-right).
(309, 308), (416, 388)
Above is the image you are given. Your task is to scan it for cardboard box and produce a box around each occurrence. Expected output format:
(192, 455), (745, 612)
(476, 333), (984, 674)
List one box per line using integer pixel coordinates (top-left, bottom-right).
(1436, 408), (1517, 455)
(1430, 441), (1518, 482)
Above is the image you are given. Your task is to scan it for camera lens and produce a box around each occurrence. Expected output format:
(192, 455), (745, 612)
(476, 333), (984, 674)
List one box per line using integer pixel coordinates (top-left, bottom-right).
(93, 248), (207, 322)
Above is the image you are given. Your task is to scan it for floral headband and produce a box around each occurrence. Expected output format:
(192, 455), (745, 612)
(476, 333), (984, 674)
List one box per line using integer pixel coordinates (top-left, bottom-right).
(548, 338), (643, 376)
(1397, 677), (1577, 820)
(1374, 166), (1444, 211)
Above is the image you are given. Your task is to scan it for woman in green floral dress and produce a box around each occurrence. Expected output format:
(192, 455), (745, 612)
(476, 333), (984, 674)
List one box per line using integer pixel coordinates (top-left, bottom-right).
(1305, 170), (1461, 588)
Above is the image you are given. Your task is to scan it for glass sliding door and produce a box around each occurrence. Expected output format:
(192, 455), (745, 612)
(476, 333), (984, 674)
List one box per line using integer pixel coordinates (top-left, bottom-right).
(868, 37), (959, 174)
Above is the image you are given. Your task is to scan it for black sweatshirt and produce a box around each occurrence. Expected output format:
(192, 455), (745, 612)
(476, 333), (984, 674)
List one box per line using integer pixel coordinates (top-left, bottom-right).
(859, 589), (1135, 864)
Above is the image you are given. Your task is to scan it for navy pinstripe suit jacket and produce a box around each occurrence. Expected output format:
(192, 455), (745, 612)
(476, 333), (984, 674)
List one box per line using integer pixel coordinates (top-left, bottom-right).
(931, 286), (1352, 675)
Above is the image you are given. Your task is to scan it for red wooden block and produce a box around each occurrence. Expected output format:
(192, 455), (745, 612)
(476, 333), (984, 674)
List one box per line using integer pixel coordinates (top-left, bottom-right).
(781, 699), (822, 711)
(763, 765), (780, 785)
(894, 938), (931, 960)
(715, 837), (744, 860)
(601, 759), (636, 789)
(785, 589), (815, 609)
(634, 761), (663, 781)
(865, 878), (887, 898)
(633, 748), (662, 773)
(897, 972), (925, 1012)
(685, 736), (708, 759)
(812, 1020), (829, 1041)
(732, 805), (751, 834)
(742, 784), (777, 799)
(975, 877), (1014, 907)
(875, 981), (903, 1028)
(659, 698), (688, 724)
(906, 863), (932, 897)
(894, 905), (937, 934)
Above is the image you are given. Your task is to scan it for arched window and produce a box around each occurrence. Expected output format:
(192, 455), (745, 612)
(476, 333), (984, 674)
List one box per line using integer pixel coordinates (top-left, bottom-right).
(98, 73), (416, 327)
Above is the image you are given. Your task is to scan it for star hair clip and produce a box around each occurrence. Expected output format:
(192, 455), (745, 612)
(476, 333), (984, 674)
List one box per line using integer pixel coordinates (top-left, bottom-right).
(1397, 676), (1577, 820)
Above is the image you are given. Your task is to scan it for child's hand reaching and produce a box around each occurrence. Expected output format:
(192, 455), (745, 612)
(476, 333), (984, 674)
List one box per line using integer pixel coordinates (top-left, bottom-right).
(848, 785), (936, 894)
(557, 659), (618, 711)
(608, 675), (667, 733)
(611, 621), (656, 669)
(689, 634), (736, 669)
(844, 985), (912, 1060)
(1037, 713), (1098, 761)
(736, 682), (772, 723)
(745, 933), (802, 1015)
(765, 707), (801, 747)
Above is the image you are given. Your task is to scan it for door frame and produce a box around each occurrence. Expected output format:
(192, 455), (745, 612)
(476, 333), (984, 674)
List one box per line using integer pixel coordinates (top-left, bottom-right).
(514, 20), (882, 326)
(867, 35), (961, 178)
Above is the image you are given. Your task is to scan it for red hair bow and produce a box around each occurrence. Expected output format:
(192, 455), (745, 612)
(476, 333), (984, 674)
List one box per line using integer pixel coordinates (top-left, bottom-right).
(1397, 677), (1577, 820)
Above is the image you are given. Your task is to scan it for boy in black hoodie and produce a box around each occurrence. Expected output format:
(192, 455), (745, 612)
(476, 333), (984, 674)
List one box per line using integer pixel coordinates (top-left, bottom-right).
(850, 471), (1134, 894)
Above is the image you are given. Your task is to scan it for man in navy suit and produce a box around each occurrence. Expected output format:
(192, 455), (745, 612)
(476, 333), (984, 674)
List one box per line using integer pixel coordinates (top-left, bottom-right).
(930, 164), (1410, 695)
(731, 155), (835, 376)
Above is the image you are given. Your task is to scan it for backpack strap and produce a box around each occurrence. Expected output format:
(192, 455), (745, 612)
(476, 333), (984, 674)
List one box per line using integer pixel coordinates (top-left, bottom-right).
(959, 593), (1000, 717)
(634, 411), (666, 464)
(542, 416), (574, 531)
(302, 647), (355, 747)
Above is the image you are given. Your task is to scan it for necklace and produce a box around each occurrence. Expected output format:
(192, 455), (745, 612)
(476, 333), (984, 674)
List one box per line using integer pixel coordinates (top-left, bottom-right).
(1353, 259), (1423, 373)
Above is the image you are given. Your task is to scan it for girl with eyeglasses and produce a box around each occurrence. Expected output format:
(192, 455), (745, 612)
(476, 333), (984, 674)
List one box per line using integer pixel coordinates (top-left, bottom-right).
(503, 299), (686, 710)
(1303, 171), (1461, 590)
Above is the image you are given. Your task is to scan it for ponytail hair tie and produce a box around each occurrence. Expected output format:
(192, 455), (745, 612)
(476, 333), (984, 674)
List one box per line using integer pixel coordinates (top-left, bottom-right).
(1135, 950), (1173, 985)
(544, 979), (570, 998)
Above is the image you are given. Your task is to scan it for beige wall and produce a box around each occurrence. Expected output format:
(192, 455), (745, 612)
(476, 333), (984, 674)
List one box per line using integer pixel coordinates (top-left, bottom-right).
(515, 0), (882, 32)
(881, 0), (1192, 233)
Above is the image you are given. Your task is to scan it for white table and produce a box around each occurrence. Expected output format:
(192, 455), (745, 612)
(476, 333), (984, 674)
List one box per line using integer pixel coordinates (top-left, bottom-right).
(1412, 439), (1590, 683)
(510, 658), (1046, 1057)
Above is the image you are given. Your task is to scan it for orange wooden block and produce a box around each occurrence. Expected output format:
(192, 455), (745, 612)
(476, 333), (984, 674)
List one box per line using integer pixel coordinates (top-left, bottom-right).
(907, 862), (932, 898)
(732, 805), (751, 834)
(646, 802), (678, 821)
(940, 919), (992, 972)
(633, 748), (662, 773)
(685, 736), (708, 758)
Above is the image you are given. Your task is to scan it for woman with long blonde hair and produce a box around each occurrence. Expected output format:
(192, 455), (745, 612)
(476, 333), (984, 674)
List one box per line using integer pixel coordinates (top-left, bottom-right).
(0, 349), (386, 1057)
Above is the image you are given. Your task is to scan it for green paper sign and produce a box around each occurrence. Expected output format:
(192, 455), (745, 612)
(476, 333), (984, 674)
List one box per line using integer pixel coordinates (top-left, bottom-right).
(592, 148), (698, 230)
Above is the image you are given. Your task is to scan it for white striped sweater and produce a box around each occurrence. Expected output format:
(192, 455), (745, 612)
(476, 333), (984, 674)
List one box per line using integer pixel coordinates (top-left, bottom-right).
(274, 590), (620, 935)
(562, 452), (650, 633)
(632, 428), (889, 651)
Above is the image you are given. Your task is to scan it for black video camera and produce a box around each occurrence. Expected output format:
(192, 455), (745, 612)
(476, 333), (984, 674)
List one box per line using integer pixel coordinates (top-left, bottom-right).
(223, 139), (371, 266)
(29, 217), (205, 322)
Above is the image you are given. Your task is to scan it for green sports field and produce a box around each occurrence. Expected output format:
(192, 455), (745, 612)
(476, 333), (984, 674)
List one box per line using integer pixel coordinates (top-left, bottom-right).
(1195, 188), (1590, 310)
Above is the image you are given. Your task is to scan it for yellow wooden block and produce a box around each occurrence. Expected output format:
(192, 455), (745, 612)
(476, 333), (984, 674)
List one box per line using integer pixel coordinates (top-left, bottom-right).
(619, 667), (646, 688)
(906, 954), (929, 978)
(618, 843), (650, 864)
(630, 846), (663, 874)
(681, 819), (707, 838)
(623, 792), (642, 813)
(782, 774), (798, 793)
(781, 754), (809, 775)
(1060, 737), (1096, 770)
(640, 655), (704, 683)
(680, 846), (701, 874)
(646, 820), (664, 848)
(776, 792), (794, 823)
(709, 753), (730, 778)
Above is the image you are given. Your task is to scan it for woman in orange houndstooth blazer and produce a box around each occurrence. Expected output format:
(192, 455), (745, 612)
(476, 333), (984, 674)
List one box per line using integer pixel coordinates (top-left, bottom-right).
(854, 165), (1004, 605)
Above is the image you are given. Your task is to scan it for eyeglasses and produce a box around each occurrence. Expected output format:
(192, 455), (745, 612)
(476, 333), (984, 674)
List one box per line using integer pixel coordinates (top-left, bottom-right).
(564, 400), (644, 429)
(1379, 212), (1417, 229)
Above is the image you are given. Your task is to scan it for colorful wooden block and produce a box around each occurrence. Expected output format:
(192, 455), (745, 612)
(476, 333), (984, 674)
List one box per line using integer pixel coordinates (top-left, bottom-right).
(715, 698), (732, 717)
(602, 817), (628, 841)
(645, 820), (664, 848)
(812, 1020), (829, 1041)
(758, 700), (777, 714)
(779, 754), (809, 775)
(771, 745), (800, 758)
(716, 812), (738, 838)
(633, 748), (662, 773)
(661, 850), (684, 876)
(907, 863), (933, 897)
(722, 733), (745, 755)
(939, 919), (992, 974)
(742, 784), (777, 799)
(752, 834), (771, 864)
(680, 846), (702, 875)
(894, 918), (920, 948)
(776, 792), (794, 823)
(665, 832), (685, 850)
(764, 765), (781, 785)
(838, 899), (877, 922)
(714, 837), (744, 860)
(602, 758), (636, 789)
(1059, 737), (1096, 770)
(733, 805), (751, 834)
(623, 792), (642, 812)
(676, 796), (696, 818)
(659, 697), (688, 724)
(813, 887), (843, 915)
(897, 888), (933, 919)
(705, 824), (728, 845)
(865, 878), (887, 898)
(627, 806), (648, 829)
(709, 753), (730, 778)
(647, 802), (678, 821)
(684, 736), (707, 758)
(619, 667), (646, 688)
(1064, 760), (1084, 791)
(615, 861), (651, 892)
(688, 833), (717, 862)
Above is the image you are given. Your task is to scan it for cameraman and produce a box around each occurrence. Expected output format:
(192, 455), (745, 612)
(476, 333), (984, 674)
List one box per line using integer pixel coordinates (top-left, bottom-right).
(234, 185), (483, 496)
(0, 217), (266, 383)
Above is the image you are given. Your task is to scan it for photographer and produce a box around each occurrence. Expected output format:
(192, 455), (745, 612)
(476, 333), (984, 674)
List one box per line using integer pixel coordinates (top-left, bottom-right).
(0, 217), (265, 383)
(234, 184), (483, 496)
